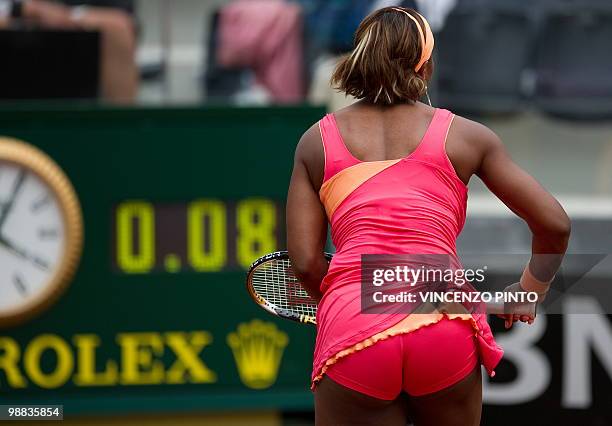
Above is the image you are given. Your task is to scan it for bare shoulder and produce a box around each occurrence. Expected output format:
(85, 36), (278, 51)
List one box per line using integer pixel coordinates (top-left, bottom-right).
(294, 121), (325, 189)
(451, 114), (504, 153)
(295, 123), (322, 157)
(453, 115), (502, 150)
(445, 114), (507, 182)
(295, 123), (324, 163)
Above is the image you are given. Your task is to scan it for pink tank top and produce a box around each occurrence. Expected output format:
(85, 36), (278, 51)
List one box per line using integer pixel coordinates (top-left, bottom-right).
(312, 108), (503, 386)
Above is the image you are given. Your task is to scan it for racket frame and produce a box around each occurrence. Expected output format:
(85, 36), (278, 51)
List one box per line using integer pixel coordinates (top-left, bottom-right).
(246, 251), (331, 326)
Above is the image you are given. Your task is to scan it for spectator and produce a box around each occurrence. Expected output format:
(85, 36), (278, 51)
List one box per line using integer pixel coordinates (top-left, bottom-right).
(217, 0), (305, 104)
(0, 0), (138, 103)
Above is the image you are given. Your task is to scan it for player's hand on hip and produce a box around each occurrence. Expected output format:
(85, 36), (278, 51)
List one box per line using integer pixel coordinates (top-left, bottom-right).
(497, 282), (537, 328)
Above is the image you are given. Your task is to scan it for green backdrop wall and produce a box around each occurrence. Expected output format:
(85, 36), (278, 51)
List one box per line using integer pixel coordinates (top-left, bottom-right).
(0, 105), (326, 415)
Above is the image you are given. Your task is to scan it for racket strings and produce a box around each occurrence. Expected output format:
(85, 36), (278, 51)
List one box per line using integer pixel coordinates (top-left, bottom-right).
(251, 258), (318, 317)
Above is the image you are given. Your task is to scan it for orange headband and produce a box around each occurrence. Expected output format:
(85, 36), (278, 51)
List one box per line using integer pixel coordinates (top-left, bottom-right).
(391, 8), (434, 72)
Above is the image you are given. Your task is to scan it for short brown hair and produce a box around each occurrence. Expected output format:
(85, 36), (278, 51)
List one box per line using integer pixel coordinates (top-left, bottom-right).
(331, 7), (430, 105)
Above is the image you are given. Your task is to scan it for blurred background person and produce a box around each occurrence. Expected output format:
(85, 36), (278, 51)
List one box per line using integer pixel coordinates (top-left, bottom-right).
(215, 0), (304, 104)
(0, 0), (138, 103)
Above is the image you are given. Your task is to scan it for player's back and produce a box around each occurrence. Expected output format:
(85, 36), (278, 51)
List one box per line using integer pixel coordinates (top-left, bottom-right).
(317, 104), (467, 293)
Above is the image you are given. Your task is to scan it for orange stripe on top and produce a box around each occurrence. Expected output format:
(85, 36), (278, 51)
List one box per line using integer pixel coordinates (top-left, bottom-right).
(319, 159), (401, 219)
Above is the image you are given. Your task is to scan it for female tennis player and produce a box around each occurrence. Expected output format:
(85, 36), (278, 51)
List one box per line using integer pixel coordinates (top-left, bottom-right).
(286, 7), (570, 426)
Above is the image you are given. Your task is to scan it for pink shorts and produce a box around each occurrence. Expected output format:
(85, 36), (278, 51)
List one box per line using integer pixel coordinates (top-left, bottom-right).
(325, 317), (479, 400)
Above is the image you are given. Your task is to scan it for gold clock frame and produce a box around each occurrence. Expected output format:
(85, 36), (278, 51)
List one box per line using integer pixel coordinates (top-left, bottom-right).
(0, 137), (83, 328)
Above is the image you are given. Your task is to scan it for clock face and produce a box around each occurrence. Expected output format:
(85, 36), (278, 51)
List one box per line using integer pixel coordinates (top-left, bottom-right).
(0, 162), (66, 315)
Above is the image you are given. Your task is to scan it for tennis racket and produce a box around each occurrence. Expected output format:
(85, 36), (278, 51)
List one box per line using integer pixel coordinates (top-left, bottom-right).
(246, 251), (535, 326)
(246, 251), (331, 325)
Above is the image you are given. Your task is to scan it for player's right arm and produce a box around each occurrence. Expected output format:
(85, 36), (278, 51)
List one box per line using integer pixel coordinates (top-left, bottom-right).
(286, 124), (328, 301)
(474, 124), (570, 272)
(468, 121), (571, 326)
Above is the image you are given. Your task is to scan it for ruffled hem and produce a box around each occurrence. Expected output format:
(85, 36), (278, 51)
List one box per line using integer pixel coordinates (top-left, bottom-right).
(311, 313), (481, 390)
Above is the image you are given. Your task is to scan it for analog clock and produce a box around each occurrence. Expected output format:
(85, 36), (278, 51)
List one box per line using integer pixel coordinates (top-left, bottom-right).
(0, 138), (83, 328)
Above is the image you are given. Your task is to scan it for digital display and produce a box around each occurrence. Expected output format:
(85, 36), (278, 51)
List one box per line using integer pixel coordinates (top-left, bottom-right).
(112, 198), (285, 274)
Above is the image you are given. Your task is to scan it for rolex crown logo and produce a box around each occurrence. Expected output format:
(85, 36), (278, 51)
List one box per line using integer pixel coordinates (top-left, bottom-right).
(227, 319), (289, 389)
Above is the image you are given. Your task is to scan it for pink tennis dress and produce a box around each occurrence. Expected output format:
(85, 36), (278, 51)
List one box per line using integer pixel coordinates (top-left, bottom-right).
(312, 108), (504, 390)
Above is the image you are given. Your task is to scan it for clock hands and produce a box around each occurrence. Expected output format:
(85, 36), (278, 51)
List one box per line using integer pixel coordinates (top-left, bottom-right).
(0, 235), (50, 271)
(0, 170), (40, 270)
(0, 169), (26, 233)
